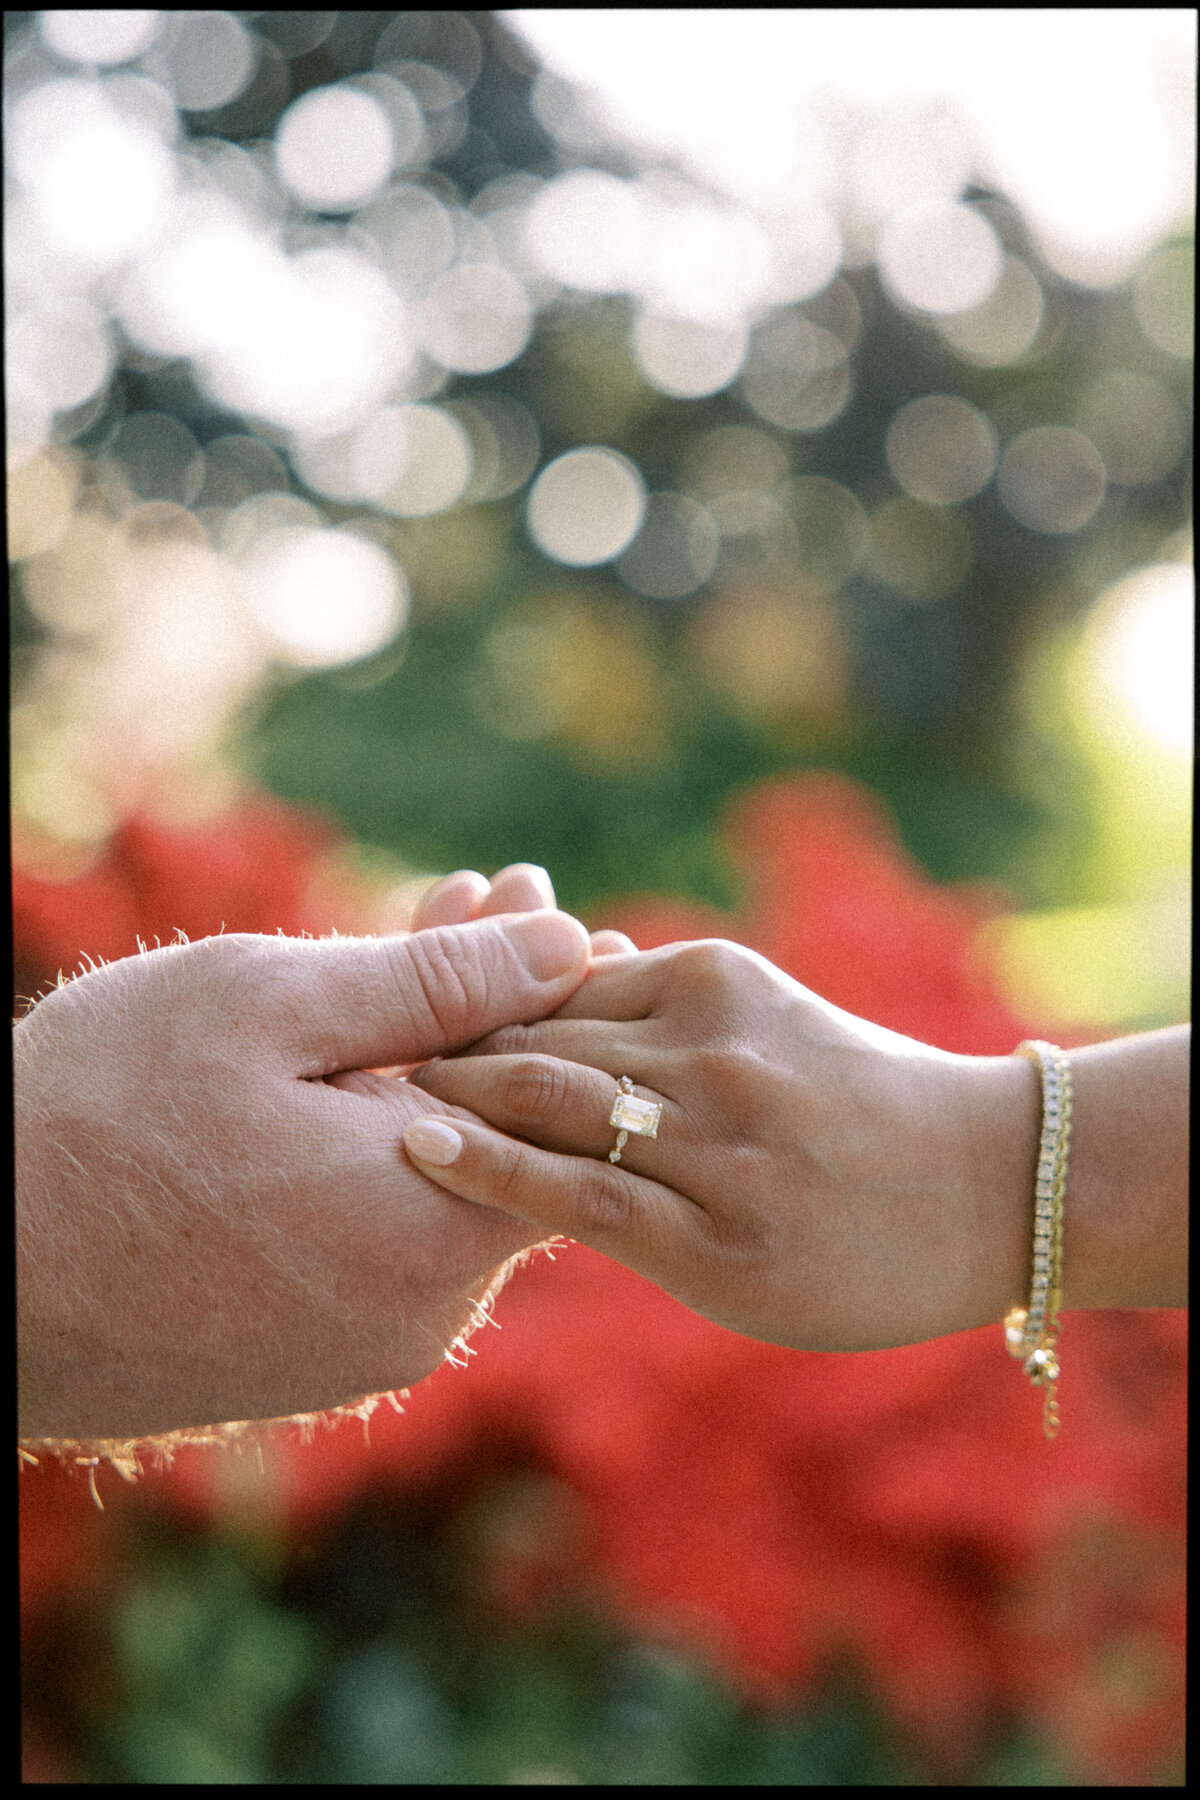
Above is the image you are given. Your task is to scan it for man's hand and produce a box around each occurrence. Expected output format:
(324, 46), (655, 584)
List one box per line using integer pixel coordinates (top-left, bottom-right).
(16, 899), (590, 1441)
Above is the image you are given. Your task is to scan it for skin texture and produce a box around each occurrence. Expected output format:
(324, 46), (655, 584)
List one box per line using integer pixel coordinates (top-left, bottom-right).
(16, 866), (601, 1441)
(405, 940), (1189, 1350)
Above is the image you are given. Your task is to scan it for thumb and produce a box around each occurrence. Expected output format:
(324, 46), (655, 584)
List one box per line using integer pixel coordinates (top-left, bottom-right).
(275, 911), (591, 1073)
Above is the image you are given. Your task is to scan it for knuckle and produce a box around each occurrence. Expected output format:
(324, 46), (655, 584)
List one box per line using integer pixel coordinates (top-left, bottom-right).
(672, 938), (744, 994)
(185, 931), (283, 998)
(685, 1043), (740, 1088)
(491, 1135), (539, 1209)
(392, 928), (489, 1037)
(571, 1161), (635, 1235)
(694, 1048), (768, 1126)
(668, 939), (770, 1039)
(502, 1054), (571, 1125)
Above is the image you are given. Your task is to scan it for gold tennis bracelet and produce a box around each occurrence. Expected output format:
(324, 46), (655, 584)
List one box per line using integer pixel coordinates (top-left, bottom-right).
(1004, 1040), (1072, 1440)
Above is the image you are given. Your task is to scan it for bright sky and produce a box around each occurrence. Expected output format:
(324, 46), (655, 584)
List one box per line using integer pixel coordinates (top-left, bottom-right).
(506, 8), (1196, 285)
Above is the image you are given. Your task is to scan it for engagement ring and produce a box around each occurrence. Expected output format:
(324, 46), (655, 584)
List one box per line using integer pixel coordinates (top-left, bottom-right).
(608, 1075), (661, 1164)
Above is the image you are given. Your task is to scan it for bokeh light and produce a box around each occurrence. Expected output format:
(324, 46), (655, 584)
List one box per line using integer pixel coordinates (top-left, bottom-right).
(238, 525), (408, 668)
(374, 11), (485, 96)
(685, 583), (849, 728)
(37, 10), (164, 66)
(6, 449), (81, 563)
(634, 181), (774, 322)
(10, 78), (176, 264)
(6, 298), (113, 418)
(99, 412), (205, 509)
(523, 168), (644, 293)
(526, 448), (647, 565)
(631, 310), (747, 399)
(274, 83), (398, 213)
(614, 492), (719, 599)
(935, 254), (1045, 365)
(9, 9), (1192, 1789)
(140, 10), (258, 114)
(682, 425), (788, 499)
(708, 491), (798, 582)
(1133, 240), (1194, 359)
(512, 9), (1194, 288)
(1073, 370), (1187, 488)
(876, 200), (1003, 315)
(782, 476), (870, 586)
(868, 496), (972, 599)
(221, 491), (323, 560)
(845, 101), (974, 225)
(997, 426), (1107, 535)
(195, 434), (291, 511)
(255, 11), (339, 61)
(449, 394), (541, 502)
(1083, 561), (1194, 760)
(290, 403), (474, 518)
(885, 395), (998, 505)
(372, 405), (473, 516)
(740, 312), (851, 432)
(419, 263), (532, 373)
(356, 184), (457, 289)
(473, 591), (668, 767)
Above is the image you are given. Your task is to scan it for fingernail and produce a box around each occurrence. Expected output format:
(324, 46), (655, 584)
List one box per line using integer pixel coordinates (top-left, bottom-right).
(506, 910), (590, 980)
(518, 864), (556, 902)
(405, 1118), (464, 1166)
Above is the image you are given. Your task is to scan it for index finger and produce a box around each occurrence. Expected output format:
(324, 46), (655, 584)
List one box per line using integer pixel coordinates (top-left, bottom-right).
(402, 1112), (704, 1286)
(534, 941), (680, 1023)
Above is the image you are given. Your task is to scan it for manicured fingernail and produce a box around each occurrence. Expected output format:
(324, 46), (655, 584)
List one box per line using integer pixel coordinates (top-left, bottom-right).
(506, 910), (590, 980)
(404, 1118), (464, 1166)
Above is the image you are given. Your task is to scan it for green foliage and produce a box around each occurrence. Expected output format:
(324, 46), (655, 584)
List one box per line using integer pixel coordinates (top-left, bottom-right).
(30, 1502), (929, 1786)
(37, 1479), (1176, 1787)
(95, 1532), (320, 1783)
(246, 595), (768, 915)
(26, 1449), (1186, 1786)
(236, 233), (1190, 914)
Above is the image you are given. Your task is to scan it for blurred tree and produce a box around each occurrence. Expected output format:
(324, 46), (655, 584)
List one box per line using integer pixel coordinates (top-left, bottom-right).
(9, 10), (1191, 918)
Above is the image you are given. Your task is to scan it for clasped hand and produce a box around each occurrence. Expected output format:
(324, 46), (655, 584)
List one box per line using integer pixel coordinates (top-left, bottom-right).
(21, 864), (1184, 1445)
(16, 866), (596, 1441)
(405, 932), (1038, 1354)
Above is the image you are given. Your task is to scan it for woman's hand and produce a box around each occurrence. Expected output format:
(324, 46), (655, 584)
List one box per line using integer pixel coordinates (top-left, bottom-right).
(401, 940), (1040, 1352)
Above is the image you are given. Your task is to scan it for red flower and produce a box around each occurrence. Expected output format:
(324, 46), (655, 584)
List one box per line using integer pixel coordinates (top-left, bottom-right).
(597, 772), (1036, 1052)
(13, 793), (347, 1003)
(19, 1453), (117, 1625)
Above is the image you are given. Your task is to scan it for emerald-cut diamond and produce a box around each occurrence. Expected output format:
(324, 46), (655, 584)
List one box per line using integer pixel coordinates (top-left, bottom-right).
(610, 1091), (661, 1137)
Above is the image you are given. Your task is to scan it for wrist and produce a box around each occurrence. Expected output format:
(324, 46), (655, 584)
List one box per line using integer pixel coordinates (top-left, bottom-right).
(945, 1050), (1043, 1336)
(1054, 1029), (1189, 1310)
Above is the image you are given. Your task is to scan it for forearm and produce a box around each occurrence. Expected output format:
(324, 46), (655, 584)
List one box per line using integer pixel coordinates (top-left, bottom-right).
(1054, 1025), (1189, 1311)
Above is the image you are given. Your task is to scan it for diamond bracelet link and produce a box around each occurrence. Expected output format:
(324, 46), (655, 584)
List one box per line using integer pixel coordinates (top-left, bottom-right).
(1004, 1040), (1072, 1440)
